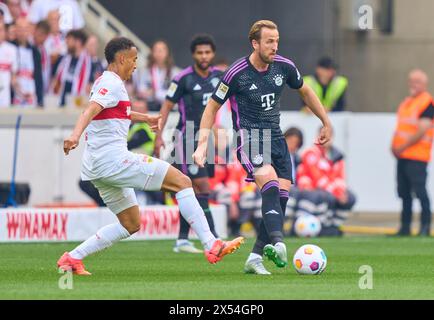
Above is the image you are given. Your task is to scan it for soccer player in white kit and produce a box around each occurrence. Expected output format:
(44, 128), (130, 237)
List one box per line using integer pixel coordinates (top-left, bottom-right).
(57, 37), (244, 275)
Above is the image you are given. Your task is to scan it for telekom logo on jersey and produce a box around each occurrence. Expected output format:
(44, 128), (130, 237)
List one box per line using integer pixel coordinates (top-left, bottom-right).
(261, 93), (275, 111)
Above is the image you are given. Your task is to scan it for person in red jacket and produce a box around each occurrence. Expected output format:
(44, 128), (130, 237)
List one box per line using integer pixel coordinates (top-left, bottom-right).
(295, 128), (356, 235)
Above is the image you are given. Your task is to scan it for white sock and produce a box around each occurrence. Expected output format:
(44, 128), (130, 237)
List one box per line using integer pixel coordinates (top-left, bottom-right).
(176, 188), (216, 250)
(69, 223), (130, 260)
(275, 242), (286, 249)
(176, 239), (190, 246)
(248, 253), (263, 262)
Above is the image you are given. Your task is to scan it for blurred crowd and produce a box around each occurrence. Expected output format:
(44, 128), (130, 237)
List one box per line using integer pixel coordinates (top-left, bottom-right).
(0, 0), (94, 108)
(0, 0), (349, 113)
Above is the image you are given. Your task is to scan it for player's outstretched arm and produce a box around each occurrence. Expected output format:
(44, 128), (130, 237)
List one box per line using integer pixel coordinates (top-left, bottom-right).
(298, 83), (333, 145)
(153, 100), (175, 157)
(63, 102), (103, 155)
(130, 111), (162, 132)
(193, 98), (222, 167)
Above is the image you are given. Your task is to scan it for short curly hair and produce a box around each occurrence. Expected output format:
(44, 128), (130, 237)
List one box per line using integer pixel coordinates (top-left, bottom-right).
(190, 34), (216, 53)
(104, 37), (136, 64)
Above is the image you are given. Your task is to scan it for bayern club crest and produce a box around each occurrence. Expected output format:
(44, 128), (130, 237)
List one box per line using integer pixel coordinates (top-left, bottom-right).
(188, 164), (199, 175)
(273, 74), (283, 86)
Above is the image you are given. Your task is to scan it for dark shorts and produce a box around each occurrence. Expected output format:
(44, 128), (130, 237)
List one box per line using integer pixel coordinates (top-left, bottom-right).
(171, 136), (215, 179)
(173, 162), (215, 179)
(236, 135), (293, 183)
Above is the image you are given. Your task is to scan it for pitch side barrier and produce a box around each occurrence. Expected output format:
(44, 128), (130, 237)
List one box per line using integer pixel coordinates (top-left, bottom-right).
(0, 205), (227, 242)
(1, 109), (432, 212)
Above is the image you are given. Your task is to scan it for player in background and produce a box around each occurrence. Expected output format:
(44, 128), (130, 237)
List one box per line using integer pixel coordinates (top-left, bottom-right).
(193, 20), (332, 274)
(58, 37), (244, 275)
(155, 34), (222, 253)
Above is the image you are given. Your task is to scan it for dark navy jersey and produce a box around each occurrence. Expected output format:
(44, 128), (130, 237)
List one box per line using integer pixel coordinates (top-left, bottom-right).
(211, 54), (303, 140)
(166, 66), (223, 133)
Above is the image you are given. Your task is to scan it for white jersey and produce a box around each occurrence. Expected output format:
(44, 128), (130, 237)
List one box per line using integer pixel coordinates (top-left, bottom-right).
(0, 42), (18, 108)
(28, 0), (85, 33)
(81, 71), (132, 181)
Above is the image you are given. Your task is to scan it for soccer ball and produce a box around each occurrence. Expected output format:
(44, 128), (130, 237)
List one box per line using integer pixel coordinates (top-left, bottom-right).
(293, 244), (327, 275)
(294, 214), (322, 237)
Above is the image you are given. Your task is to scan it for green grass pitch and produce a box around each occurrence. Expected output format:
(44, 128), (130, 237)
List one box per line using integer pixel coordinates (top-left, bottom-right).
(1, 236), (434, 299)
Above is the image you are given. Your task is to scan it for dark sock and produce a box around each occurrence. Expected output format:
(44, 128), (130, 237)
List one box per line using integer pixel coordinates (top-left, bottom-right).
(197, 193), (219, 238)
(252, 220), (271, 255)
(229, 218), (242, 237)
(279, 189), (289, 223)
(178, 215), (190, 240)
(259, 180), (284, 244)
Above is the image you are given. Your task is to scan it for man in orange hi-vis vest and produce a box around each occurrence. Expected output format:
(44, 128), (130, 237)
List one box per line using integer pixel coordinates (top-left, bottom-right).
(392, 69), (434, 236)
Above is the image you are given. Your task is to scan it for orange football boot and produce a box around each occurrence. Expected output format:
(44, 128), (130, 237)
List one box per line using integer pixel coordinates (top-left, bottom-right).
(205, 237), (244, 264)
(57, 252), (91, 276)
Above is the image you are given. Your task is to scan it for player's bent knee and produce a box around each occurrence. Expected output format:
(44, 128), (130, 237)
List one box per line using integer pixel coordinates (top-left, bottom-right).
(161, 166), (193, 193)
(178, 174), (193, 190)
(119, 219), (140, 234)
(126, 223), (141, 235)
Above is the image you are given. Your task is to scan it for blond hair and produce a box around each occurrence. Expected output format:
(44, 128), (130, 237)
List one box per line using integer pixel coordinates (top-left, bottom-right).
(248, 20), (278, 43)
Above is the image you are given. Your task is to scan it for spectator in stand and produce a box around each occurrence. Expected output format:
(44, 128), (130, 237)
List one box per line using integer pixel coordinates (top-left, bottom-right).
(284, 127), (304, 172)
(137, 40), (180, 111)
(209, 149), (249, 237)
(33, 20), (51, 93)
(0, 20), (18, 108)
(6, 0), (24, 22)
(19, 0), (32, 17)
(52, 29), (91, 107)
(28, 0), (84, 33)
(0, 2), (14, 24)
(302, 57), (348, 112)
(6, 20), (16, 42)
(45, 9), (66, 68)
(12, 17), (43, 107)
(86, 35), (105, 84)
(295, 127), (356, 235)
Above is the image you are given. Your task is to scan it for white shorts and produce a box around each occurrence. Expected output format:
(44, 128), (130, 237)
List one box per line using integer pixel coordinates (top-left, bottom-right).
(91, 153), (170, 214)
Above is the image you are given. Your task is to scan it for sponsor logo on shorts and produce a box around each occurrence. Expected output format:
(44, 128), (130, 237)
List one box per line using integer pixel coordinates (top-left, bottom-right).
(252, 154), (264, 165)
(188, 164), (199, 175)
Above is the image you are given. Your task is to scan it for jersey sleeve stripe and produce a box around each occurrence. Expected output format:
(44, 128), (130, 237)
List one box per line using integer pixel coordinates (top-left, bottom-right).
(173, 66), (193, 82)
(226, 63), (248, 83)
(178, 98), (186, 132)
(223, 59), (247, 82)
(274, 55), (296, 67)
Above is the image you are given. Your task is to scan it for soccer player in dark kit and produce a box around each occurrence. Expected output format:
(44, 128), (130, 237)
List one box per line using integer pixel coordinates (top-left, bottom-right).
(156, 34), (223, 253)
(193, 20), (332, 274)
